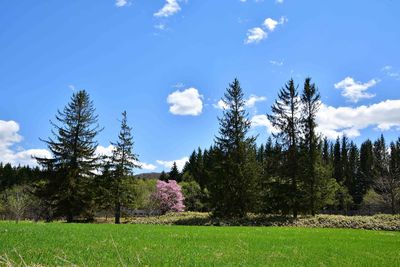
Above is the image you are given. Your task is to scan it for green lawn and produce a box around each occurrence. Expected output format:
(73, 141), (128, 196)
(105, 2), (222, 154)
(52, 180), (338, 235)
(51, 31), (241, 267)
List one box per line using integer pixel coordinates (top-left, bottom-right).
(0, 222), (399, 266)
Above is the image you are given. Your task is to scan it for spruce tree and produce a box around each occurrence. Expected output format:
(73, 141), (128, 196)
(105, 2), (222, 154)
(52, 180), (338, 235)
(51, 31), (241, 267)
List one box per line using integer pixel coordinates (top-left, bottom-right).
(110, 111), (140, 224)
(360, 139), (374, 192)
(268, 79), (301, 218)
(211, 78), (260, 217)
(169, 162), (181, 182)
(300, 77), (320, 216)
(322, 137), (330, 165)
(333, 137), (343, 182)
(36, 90), (101, 222)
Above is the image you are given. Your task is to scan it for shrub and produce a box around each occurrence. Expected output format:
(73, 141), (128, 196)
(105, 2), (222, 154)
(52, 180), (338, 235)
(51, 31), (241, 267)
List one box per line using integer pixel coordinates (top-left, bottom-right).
(152, 180), (185, 214)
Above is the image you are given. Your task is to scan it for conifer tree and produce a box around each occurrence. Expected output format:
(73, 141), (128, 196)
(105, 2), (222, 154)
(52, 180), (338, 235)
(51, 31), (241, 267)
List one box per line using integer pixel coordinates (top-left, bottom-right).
(36, 90), (101, 222)
(360, 139), (374, 192)
(300, 77), (320, 216)
(268, 79), (301, 218)
(169, 162), (181, 182)
(110, 111), (140, 224)
(211, 78), (260, 217)
(333, 137), (342, 182)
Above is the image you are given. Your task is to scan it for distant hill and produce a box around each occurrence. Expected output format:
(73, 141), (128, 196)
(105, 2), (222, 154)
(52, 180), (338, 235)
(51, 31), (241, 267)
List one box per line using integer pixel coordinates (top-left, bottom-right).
(134, 172), (161, 180)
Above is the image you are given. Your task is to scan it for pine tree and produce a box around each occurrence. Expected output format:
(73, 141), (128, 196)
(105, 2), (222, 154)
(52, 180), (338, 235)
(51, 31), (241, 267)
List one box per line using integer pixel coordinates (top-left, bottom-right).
(300, 77), (321, 216)
(169, 162), (181, 182)
(322, 137), (330, 165)
(347, 142), (360, 204)
(341, 135), (349, 183)
(360, 139), (374, 192)
(109, 111), (140, 224)
(36, 90), (101, 222)
(211, 78), (260, 217)
(268, 79), (301, 218)
(333, 137), (342, 182)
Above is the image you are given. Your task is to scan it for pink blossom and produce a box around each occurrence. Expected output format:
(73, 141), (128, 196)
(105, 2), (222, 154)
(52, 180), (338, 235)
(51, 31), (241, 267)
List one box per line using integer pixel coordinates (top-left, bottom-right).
(153, 180), (185, 214)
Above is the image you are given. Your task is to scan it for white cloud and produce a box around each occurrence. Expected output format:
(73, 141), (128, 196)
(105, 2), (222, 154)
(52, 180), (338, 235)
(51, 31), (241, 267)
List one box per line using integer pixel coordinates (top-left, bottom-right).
(245, 27), (267, 44)
(246, 95), (267, 107)
(138, 162), (157, 171)
(156, 156), (189, 171)
(0, 120), (51, 166)
(263, 18), (279, 31)
(154, 0), (181, 17)
(214, 99), (228, 110)
(246, 16), (287, 44)
(334, 77), (378, 103)
(263, 16), (287, 31)
(251, 99), (400, 139)
(115, 0), (129, 7)
(317, 100), (400, 139)
(251, 114), (279, 134)
(96, 145), (114, 157)
(167, 87), (203, 116)
(276, 0), (284, 3)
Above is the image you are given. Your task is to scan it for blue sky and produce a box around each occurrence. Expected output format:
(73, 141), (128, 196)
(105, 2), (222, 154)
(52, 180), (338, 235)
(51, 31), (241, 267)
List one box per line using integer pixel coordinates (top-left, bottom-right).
(1, 0), (400, 172)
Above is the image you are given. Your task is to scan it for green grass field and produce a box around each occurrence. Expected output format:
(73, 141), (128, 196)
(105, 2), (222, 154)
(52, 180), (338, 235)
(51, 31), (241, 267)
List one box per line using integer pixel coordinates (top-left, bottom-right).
(0, 222), (399, 266)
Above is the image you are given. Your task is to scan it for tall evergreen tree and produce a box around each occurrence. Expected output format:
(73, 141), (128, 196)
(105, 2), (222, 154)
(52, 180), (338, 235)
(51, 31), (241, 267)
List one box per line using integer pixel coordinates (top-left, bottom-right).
(300, 77), (320, 216)
(36, 90), (101, 222)
(322, 137), (330, 165)
(347, 142), (360, 204)
(268, 79), (301, 218)
(211, 78), (260, 217)
(110, 111), (140, 224)
(360, 139), (374, 193)
(169, 162), (181, 182)
(333, 137), (342, 182)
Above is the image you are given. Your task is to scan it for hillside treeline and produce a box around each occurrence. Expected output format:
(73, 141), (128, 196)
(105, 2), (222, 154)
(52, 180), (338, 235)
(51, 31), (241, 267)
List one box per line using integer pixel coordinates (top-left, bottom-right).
(1, 78), (399, 222)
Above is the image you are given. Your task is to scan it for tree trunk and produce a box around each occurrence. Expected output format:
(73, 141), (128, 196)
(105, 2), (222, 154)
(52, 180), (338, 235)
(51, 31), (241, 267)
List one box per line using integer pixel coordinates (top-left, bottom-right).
(391, 192), (395, 215)
(115, 202), (121, 224)
(311, 179), (315, 217)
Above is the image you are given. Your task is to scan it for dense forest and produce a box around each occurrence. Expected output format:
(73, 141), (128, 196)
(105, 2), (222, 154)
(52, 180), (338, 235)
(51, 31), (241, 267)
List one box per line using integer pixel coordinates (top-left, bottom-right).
(1, 78), (399, 223)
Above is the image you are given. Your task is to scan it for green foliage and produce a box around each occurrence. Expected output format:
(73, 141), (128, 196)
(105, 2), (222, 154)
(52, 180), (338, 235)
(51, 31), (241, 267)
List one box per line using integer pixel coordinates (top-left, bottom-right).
(168, 162), (181, 182)
(130, 179), (157, 210)
(268, 79), (301, 218)
(361, 189), (386, 214)
(109, 111), (140, 224)
(180, 181), (209, 211)
(211, 79), (260, 217)
(2, 185), (32, 223)
(36, 90), (101, 222)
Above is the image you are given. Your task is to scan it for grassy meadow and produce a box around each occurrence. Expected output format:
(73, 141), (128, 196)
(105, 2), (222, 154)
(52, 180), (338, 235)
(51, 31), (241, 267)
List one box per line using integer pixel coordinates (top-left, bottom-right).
(0, 221), (399, 266)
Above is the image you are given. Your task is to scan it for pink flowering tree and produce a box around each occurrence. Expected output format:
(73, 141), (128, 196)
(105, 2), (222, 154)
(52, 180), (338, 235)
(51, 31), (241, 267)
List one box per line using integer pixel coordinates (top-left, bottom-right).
(153, 180), (185, 214)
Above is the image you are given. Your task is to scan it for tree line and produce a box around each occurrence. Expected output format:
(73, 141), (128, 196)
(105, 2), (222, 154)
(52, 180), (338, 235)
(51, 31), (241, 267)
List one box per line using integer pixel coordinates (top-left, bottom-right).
(1, 78), (400, 223)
